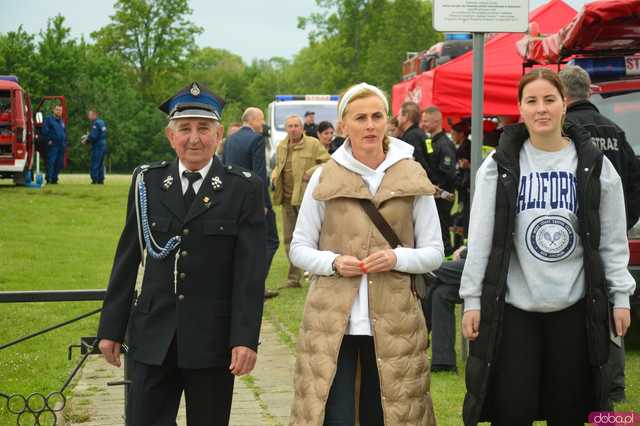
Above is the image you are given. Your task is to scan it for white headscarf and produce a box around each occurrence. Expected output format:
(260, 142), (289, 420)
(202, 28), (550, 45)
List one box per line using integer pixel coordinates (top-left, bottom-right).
(338, 82), (389, 119)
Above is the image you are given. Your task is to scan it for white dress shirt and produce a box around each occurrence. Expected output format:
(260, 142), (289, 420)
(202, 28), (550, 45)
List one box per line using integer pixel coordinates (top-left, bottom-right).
(178, 159), (213, 195)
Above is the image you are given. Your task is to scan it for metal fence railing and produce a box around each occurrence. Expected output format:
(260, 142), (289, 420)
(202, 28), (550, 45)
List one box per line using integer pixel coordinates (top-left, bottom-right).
(0, 290), (131, 426)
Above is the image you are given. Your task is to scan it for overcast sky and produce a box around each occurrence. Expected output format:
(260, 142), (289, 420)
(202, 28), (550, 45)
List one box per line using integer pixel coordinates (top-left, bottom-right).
(1, 0), (591, 63)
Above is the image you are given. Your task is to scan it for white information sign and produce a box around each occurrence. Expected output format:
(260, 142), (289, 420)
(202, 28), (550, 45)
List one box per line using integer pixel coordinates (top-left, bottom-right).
(434, 0), (529, 33)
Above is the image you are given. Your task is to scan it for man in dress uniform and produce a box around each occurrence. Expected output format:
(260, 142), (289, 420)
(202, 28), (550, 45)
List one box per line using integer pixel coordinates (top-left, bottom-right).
(97, 81), (266, 425)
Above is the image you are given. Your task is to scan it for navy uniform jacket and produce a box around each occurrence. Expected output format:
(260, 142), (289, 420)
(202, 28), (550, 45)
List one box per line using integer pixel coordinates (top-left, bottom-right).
(88, 118), (107, 145)
(97, 157), (266, 368)
(222, 126), (271, 209)
(566, 99), (640, 229)
(41, 115), (66, 146)
(426, 131), (457, 192)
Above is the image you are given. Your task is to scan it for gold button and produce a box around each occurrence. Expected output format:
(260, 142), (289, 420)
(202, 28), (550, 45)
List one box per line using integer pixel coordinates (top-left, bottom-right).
(183, 228), (190, 236)
(151, 222), (156, 227)
(179, 272), (186, 280)
(178, 294), (185, 301)
(181, 251), (188, 257)
(219, 226), (224, 231)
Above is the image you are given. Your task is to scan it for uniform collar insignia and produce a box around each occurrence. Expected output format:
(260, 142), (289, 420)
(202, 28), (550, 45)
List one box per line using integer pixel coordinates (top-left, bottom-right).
(162, 175), (174, 191)
(211, 176), (223, 191)
(190, 82), (201, 96)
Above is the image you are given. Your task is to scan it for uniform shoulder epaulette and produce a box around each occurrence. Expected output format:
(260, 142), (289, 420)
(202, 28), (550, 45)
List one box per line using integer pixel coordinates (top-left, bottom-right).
(135, 160), (170, 174)
(224, 164), (254, 179)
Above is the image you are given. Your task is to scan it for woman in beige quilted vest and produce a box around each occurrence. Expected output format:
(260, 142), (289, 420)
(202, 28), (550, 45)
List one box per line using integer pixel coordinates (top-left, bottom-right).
(288, 82), (444, 425)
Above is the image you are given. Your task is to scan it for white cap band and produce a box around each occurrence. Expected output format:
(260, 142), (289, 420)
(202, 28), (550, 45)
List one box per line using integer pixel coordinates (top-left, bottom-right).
(338, 82), (389, 119)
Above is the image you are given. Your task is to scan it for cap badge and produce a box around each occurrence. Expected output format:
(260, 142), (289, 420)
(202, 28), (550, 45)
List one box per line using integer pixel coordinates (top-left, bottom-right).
(242, 171), (252, 178)
(162, 175), (174, 191)
(211, 176), (223, 191)
(190, 82), (201, 96)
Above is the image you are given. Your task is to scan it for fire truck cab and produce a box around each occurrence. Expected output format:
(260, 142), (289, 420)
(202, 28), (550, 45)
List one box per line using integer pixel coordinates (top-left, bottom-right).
(0, 75), (66, 185)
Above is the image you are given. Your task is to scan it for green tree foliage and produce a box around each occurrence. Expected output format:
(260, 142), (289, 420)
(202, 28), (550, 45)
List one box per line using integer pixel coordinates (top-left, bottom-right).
(91, 0), (202, 101)
(0, 0), (440, 172)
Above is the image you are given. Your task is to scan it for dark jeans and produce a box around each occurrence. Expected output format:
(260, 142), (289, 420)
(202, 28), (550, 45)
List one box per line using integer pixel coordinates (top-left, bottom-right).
(265, 208), (279, 279)
(487, 301), (593, 426)
(45, 143), (64, 183)
(129, 337), (235, 426)
(90, 142), (106, 183)
(422, 256), (465, 367)
(324, 335), (384, 426)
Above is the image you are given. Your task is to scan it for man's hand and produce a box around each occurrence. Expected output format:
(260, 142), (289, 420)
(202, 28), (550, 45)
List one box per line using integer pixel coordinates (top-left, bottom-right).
(452, 246), (466, 261)
(613, 308), (631, 337)
(361, 249), (397, 274)
(229, 346), (257, 376)
(334, 255), (364, 277)
(462, 310), (480, 341)
(98, 339), (122, 367)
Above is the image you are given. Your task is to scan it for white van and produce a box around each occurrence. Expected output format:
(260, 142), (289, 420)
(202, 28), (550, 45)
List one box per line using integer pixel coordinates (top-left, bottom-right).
(266, 95), (339, 170)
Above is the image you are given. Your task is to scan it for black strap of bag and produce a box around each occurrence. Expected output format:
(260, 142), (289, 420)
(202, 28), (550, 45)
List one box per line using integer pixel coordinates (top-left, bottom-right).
(358, 198), (430, 299)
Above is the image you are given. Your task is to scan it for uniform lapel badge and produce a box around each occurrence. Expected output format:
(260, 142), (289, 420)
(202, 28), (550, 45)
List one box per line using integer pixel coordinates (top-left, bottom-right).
(211, 176), (223, 191)
(242, 171), (252, 178)
(203, 196), (211, 207)
(190, 82), (201, 96)
(162, 175), (174, 191)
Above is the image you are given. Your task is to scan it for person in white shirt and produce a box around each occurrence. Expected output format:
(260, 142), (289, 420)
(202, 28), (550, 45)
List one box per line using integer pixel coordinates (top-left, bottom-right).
(287, 83), (443, 425)
(459, 69), (635, 425)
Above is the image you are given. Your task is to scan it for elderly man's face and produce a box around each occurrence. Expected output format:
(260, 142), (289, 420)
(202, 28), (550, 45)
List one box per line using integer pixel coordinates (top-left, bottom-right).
(286, 118), (303, 142)
(249, 110), (265, 134)
(166, 118), (223, 171)
(422, 112), (439, 134)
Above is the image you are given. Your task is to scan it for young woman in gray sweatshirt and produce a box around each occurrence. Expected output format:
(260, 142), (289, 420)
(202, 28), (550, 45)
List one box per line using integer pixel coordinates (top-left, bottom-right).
(459, 69), (635, 425)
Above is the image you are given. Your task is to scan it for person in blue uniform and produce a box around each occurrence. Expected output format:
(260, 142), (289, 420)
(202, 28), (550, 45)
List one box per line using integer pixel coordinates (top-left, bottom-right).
(87, 108), (107, 184)
(40, 104), (66, 184)
(97, 82), (266, 426)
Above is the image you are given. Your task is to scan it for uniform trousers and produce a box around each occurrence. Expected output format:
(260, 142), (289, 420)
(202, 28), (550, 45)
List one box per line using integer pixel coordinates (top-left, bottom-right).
(90, 141), (106, 183)
(486, 300), (593, 426)
(435, 198), (453, 256)
(45, 143), (64, 183)
(281, 203), (302, 285)
(129, 336), (235, 426)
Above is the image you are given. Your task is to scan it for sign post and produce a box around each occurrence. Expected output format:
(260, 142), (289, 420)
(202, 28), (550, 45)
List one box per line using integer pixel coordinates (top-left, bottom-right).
(433, 0), (529, 201)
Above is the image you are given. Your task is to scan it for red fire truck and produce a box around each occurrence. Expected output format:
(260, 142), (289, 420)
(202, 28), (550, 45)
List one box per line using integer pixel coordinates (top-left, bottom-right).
(0, 75), (66, 185)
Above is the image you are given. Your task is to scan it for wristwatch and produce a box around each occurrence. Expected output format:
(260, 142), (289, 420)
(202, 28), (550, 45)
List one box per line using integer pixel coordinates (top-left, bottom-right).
(331, 257), (341, 277)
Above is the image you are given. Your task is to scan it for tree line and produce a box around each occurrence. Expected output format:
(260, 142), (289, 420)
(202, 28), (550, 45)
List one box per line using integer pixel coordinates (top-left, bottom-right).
(0, 0), (440, 172)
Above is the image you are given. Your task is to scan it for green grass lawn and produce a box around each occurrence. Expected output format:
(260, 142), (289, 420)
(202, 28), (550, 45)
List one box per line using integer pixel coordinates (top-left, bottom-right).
(1, 173), (638, 425)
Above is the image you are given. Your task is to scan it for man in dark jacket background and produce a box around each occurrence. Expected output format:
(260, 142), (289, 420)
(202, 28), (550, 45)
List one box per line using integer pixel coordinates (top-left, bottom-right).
(560, 64), (640, 405)
(397, 101), (430, 173)
(223, 107), (279, 299)
(422, 106), (457, 256)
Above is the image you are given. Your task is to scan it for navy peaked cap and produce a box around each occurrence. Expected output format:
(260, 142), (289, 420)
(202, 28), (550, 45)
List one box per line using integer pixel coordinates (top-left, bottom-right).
(159, 81), (225, 121)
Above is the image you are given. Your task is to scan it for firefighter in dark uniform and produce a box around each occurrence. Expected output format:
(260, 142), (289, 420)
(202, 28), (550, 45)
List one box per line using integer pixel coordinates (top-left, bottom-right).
(559, 65), (640, 406)
(422, 106), (457, 256)
(97, 81), (266, 425)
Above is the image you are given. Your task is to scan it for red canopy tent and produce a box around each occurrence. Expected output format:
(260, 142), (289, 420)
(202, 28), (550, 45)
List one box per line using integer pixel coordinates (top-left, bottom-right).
(391, 0), (577, 117)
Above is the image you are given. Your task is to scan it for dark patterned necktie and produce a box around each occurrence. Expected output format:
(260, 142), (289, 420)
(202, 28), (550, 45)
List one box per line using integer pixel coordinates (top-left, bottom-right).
(182, 171), (202, 211)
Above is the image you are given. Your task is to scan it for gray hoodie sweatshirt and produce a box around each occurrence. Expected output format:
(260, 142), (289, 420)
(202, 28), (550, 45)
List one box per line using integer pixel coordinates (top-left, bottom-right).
(460, 140), (635, 312)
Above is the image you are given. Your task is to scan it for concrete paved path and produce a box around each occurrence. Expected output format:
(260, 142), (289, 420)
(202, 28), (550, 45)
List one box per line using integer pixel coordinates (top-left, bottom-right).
(64, 320), (295, 425)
